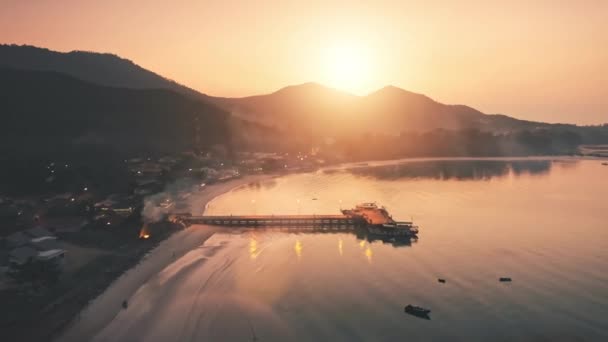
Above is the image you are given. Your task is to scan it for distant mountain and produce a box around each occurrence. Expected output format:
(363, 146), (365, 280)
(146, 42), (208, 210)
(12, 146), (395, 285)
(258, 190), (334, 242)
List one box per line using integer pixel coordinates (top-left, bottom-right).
(0, 68), (229, 157)
(211, 82), (357, 131)
(0, 44), (204, 99)
(209, 83), (608, 158)
(208, 83), (551, 135)
(0, 45), (288, 155)
(0, 45), (554, 136)
(2, 44), (604, 157)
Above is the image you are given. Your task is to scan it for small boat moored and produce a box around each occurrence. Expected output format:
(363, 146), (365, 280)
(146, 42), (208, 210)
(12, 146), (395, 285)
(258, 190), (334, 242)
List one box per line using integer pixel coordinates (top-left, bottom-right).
(404, 305), (431, 319)
(438, 278), (446, 283)
(499, 277), (512, 282)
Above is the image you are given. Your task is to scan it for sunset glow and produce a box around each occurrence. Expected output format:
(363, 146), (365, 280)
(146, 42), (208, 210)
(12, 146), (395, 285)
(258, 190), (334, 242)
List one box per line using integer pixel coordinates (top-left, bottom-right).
(2, 1), (606, 123)
(323, 42), (373, 94)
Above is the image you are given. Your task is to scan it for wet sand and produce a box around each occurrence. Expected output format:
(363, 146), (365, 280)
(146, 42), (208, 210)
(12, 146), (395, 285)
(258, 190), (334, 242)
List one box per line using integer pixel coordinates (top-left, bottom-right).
(58, 175), (272, 342)
(88, 234), (261, 342)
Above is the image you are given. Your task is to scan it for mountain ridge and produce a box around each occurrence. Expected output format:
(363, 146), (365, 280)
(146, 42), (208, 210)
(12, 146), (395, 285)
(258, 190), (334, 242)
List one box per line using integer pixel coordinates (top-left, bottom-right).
(205, 82), (538, 134)
(0, 67), (230, 157)
(0, 44), (205, 99)
(2, 44), (605, 148)
(1, 44), (533, 134)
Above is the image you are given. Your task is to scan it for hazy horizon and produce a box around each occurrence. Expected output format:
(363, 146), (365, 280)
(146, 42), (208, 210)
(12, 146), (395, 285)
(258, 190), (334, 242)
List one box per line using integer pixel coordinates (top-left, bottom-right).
(1, 0), (607, 125)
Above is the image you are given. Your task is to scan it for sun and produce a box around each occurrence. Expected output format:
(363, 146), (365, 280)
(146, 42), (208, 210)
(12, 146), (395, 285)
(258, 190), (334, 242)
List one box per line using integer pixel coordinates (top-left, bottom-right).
(323, 42), (372, 94)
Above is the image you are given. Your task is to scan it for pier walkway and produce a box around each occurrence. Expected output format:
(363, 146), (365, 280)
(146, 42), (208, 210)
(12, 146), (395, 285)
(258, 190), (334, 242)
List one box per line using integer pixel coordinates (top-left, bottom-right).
(176, 214), (362, 227)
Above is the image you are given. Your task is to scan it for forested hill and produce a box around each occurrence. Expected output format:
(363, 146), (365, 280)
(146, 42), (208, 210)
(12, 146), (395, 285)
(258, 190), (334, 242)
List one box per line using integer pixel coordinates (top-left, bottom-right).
(0, 68), (229, 158)
(0, 44), (204, 99)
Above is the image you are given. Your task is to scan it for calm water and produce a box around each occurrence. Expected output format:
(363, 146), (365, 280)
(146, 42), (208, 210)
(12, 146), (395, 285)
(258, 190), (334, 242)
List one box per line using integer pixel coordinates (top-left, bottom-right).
(92, 159), (608, 341)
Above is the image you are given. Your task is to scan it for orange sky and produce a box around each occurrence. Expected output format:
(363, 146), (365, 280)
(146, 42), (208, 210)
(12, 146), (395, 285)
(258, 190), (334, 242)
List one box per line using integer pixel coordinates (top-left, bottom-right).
(1, 0), (607, 124)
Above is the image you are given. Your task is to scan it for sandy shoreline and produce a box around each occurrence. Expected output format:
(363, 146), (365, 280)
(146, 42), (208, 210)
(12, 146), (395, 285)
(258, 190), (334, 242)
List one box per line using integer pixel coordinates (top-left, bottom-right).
(58, 174), (274, 342)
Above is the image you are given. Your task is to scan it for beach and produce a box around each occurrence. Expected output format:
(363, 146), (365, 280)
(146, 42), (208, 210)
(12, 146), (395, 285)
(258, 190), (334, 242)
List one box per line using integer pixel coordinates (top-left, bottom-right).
(58, 174), (273, 342)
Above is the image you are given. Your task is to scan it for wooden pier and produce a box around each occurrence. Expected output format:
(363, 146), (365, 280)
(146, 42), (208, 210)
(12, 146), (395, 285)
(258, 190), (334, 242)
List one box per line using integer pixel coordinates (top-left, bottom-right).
(176, 214), (363, 228)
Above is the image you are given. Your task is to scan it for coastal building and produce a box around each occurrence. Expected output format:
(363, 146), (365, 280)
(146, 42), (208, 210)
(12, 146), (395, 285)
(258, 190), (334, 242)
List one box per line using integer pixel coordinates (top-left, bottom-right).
(4, 227), (66, 267)
(25, 227), (55, 240)
(36, 249), (66, 265)
(94, 194), (136, 217)
(8, 242), (65, 267)
(5, 227), (56, 248)
(217, 169), (240, 182)
(30, 236), (61, 250)
(9, 246), (39, 266)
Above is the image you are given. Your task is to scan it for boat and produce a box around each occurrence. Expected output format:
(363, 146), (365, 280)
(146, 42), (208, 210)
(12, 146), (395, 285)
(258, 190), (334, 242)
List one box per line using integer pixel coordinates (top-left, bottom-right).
(438, 278), (446, 283)
(369, 225), (417, 237)
(602, 162), (608, 166)
(341, 202), (419, 236)
(375, 220), (418, 236)
(404, 305), (431, 319)
(499, 277), (512, 282)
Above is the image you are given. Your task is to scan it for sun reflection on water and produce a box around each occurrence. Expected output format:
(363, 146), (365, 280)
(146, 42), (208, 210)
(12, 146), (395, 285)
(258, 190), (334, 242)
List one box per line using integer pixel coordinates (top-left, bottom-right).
(249, 235), (259, 260)
(365, 245), (373, 263)
(294, 240), (303, 259)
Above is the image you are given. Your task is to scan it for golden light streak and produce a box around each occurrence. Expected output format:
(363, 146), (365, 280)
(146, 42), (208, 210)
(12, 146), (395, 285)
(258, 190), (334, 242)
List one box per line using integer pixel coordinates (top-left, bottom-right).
(365, 245), (373, 264)
(294, 240), (303, 259)
(249, 236), (259, 260)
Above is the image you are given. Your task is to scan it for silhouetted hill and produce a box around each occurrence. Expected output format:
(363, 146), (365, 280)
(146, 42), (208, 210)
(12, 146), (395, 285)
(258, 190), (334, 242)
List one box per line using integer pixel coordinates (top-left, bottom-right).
(0, 45), (294, 155)
(208, 83), (608, 158)
(211, 82), (357, 132)
(0, 45), (575, 137)
(358, 85), (488, 132)
(0, 44), (203, 99)
(0, 68), (229, 158)
(2, 44), (605, 159)
(207, 82), (554, 135)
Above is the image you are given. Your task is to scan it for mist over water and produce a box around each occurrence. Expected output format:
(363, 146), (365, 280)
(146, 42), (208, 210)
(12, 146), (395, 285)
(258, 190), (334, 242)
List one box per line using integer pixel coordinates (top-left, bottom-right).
(93, 159), (608, 341)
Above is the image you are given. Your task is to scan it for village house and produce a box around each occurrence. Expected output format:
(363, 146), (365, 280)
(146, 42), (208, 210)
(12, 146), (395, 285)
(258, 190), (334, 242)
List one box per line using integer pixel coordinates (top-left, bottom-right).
(94, 194), (136, 216)
(5, 227), (66, 268)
